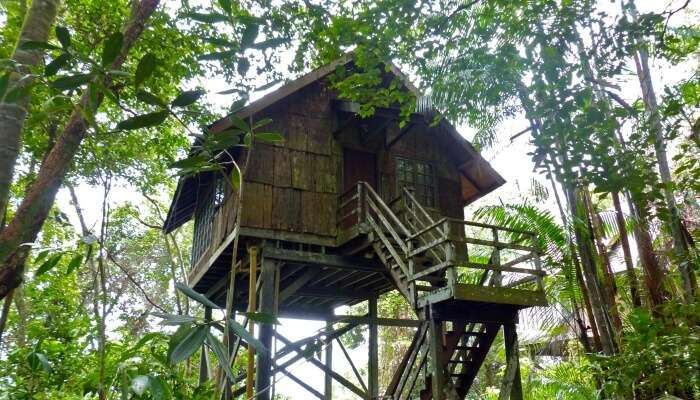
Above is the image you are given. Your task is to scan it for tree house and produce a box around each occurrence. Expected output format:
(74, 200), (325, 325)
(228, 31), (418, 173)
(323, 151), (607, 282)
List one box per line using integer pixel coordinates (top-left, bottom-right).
(164, 55), (547, 400)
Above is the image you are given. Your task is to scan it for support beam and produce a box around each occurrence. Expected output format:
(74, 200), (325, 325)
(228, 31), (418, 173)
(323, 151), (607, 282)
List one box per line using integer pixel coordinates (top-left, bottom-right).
(499, 324), (523, 400)
(428, 310), (446, 400)
(325, 322), (333, 399)
(274, 332), (368, 398)
(246, 246), (258, 400)
(279, 268), (317, 302)
(335, 336), (368, 393)
(262, 247), (385, 273)
(255, 256), (277, 400)
(368, 296), (379, 400)
(386, 123), (415, 149)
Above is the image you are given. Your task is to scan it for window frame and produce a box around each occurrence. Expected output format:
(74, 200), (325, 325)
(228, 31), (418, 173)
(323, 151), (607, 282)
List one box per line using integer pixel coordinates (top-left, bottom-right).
(394, 156), (438, 208)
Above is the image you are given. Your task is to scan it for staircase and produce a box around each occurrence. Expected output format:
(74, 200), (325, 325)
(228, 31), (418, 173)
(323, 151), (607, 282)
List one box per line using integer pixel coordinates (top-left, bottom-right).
(337, 182), (547, 399)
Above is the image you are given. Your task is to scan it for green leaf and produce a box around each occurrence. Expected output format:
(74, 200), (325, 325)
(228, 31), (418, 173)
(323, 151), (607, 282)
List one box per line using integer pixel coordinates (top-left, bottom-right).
(171, 89), (205, 107)
(230, 164), (241, 189)
(175, 282), (219, 308)
(254, 79), (282, 92)
(205, 332), (235, 382)
(86, 83), (101, 115)
(169, 153), (210, 170)
(130, 375), (150, 396)
(45, 53), (71, 77)
(218, 0), (232, 14)
(203, 37), (237, 47)
(252, 118), (272, 129)
(241, 23), (259, 48)
(55, 26), (71, 49)
(27, 352), (51, 373)
(147, 376), (170, 400)
(36, 253), (62, 276)
(237, 57), (250, 75)
(228, 115), (249, 132)
(181, 12), (229, 23)
(19, 41), (60, 51)
(251, 37), (287, 50)
(244, 311), (280, 325)
(135, 53), (157, 88)
(228, 318), (267, 354)
(229, 98), (247, 113)
(168, 324), (208, 364)
(152, 312), (198, 325)
(102, 32), (124, 66)
(254, 132), (284, 143)
(34, 249), (50, 264)
(136, 90), (165, 107)
(66, 254), (83, 274)
(51, 73), (92, 91)
(116, 110), (169, 130)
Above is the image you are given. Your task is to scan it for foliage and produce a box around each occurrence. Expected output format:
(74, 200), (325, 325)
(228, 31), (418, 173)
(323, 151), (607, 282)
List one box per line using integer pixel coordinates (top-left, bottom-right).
(596, 301), (700, 399)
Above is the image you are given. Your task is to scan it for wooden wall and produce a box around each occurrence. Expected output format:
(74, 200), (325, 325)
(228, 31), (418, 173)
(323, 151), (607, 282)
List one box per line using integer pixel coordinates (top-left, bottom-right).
(238, 81), (340, 240)
(336, 118), (465, 220)
(197, 77), (467, 258)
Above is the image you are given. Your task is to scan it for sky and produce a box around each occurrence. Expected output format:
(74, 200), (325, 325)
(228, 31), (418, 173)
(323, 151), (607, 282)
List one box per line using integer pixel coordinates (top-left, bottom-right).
(50, 0), (699, 398)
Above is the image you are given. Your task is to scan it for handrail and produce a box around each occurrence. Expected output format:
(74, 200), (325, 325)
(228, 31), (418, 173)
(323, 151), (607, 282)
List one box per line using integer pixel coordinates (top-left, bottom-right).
(408, 217), (448, 240)
(445, 218), (537, 237)
(362, 182), (411, 237)
(402, 187), (437, 230)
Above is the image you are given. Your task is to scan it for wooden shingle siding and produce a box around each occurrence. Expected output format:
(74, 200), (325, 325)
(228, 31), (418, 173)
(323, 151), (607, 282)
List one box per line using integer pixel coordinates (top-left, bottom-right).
(273, 147), (291, 187)
(245, 144), (275, 185)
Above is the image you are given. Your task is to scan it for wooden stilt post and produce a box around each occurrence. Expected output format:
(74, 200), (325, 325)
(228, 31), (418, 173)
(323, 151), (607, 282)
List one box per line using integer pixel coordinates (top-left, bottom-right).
(199, 307), (212, 385)
(368, 295), (379, 400)
(428, 307), (445, 400)
(325, 321), (333, 399)
(499, 324), (523, 400)
(255, 253), (277, 400)
(246, 246), (258, 400)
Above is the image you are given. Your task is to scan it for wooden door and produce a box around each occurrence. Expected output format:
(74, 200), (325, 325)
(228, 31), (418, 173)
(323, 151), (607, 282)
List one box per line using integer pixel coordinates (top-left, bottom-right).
(343, 148), (377, 191)
(341, 148), (377, 229)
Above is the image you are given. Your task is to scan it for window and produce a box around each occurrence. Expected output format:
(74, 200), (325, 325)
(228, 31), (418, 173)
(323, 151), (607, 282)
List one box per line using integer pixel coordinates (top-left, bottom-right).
(213, 174), (226, 208)
(396, 157), (437, 207)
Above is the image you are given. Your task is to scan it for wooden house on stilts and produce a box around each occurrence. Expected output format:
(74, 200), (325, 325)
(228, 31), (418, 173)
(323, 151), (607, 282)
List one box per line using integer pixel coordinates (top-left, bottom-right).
(164, 55), (547, 400)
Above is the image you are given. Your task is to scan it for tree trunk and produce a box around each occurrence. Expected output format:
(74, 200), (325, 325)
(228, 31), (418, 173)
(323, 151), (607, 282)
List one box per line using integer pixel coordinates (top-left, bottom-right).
(0, 0), (61, 221)
(547, 169), (595, 352)
(624, 0), (698, 302)
(566, 185), (617, 355)
(582, 187), (623, 335)
(0, 289), (13, 346)
(0, 0), (161, 300)
(612, 192), (642, 306)
(627, 193), (668, 308)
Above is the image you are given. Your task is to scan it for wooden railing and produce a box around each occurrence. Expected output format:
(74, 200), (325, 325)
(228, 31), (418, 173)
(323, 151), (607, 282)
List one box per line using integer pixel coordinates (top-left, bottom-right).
(338, 182), (545, 300)
(410, 218), (545, 291)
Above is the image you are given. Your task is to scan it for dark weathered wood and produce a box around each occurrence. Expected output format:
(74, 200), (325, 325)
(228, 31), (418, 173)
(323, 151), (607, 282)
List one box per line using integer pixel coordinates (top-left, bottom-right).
(428, 315), (446, 400)
(452, 284), (547, 307)
(499, 324), (523, 400)
(334, 336), (368, 394)
(325, 322), (333, 399)
(368, 296), (379, 399)
(262, 247), (384, 273)
(255, 257), (277, 400)
(274, 332), (368, 398)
